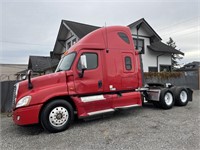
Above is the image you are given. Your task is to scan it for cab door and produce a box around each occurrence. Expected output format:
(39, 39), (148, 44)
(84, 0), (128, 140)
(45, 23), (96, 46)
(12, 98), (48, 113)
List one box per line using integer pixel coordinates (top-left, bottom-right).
(74, 50), (103, 95)
(73, 50), (112, 113)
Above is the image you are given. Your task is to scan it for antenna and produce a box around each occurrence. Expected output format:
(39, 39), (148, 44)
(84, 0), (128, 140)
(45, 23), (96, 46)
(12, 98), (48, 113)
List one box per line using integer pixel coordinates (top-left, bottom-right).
(105, 22), (109, 53)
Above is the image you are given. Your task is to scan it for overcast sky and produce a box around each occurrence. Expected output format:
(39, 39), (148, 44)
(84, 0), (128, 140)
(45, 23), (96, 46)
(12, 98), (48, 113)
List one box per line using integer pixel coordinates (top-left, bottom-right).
(0, 0), (199, 65)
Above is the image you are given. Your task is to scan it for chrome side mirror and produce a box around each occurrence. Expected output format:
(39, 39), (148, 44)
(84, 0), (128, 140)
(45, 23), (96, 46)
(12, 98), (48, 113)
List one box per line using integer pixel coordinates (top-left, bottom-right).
(80, 55), (87, 70)
(79, 55), (87, 78)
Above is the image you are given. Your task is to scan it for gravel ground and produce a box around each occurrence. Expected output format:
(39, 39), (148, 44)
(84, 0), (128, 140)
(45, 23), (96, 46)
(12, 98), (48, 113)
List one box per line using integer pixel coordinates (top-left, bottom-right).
(1, 90), (200, 150)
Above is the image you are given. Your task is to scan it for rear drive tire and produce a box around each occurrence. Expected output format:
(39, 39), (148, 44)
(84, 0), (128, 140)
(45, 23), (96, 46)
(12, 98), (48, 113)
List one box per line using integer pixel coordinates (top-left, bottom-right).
(174, 87), (189, 106)
(159, 89), (174, 109)
(40, 100), (74, 133)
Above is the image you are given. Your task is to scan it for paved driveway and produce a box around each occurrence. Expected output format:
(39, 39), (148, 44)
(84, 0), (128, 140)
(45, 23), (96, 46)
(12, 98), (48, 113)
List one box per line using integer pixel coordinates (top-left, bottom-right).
(1, 91), (200, 150)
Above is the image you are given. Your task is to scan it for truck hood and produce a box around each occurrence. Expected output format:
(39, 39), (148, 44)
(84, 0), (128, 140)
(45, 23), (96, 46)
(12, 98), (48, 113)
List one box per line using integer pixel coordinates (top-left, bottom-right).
(16, 71), (67, 104)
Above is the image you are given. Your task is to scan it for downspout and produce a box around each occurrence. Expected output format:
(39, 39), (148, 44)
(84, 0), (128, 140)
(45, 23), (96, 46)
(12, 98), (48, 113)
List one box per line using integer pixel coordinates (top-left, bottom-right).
(136, 27), (139, 50)
(157, 53), (165, 72)
(136, 23), (144, 86)
(136, 23), (142, 50)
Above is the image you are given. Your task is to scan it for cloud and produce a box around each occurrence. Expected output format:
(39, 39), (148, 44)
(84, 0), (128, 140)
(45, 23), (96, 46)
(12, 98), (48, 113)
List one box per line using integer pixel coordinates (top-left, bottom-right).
(185, 50), (200, 60)
(1, 0), (199, 64)
(159, 18), (199, 64)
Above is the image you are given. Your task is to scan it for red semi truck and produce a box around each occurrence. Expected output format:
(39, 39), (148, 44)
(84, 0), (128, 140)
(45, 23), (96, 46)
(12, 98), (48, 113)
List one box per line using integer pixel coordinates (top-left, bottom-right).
(12, 26), (192, 133)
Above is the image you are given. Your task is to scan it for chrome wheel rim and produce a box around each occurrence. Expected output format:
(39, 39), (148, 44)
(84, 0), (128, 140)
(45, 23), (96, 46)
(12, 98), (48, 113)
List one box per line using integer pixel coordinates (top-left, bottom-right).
(49, 106), (69, 127)
(164, 92), (173, 106)
(180, 91), (187, 103)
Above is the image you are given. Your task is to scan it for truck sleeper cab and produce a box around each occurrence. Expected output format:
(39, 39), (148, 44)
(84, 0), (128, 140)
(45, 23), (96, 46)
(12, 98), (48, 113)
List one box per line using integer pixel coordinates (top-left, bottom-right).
(12, 26), (192, 133)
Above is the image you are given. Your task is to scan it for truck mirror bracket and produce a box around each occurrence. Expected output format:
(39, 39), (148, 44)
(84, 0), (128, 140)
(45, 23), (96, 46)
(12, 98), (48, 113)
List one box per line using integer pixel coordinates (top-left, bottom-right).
(79, 69), (86, 78)
(27, 70), (33, 89)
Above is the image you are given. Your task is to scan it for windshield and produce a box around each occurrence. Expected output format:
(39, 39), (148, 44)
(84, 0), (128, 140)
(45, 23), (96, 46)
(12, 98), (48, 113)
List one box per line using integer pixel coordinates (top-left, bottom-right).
(55, 52), (76, 72)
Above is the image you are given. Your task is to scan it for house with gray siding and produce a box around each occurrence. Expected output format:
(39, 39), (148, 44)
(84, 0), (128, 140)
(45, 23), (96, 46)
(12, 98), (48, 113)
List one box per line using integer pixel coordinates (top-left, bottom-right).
(28, 56), (59, 76)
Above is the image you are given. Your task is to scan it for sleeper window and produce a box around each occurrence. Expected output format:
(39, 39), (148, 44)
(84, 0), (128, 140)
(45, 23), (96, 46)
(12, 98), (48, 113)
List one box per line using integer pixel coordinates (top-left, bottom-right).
(125, 56), (132, 70)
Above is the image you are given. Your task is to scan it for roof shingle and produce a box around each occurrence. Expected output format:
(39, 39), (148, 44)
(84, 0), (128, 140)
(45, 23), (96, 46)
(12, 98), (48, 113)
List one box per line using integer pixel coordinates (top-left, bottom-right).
(63, 20), (100, 39)
(28, 56), (59, 72)
(147, 41), (184, 55)
(128, 18), (162, 40)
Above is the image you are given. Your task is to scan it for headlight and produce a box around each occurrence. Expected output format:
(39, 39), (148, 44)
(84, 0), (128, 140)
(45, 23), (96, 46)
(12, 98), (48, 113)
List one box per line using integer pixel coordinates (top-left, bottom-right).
(16, 96), (31, 108)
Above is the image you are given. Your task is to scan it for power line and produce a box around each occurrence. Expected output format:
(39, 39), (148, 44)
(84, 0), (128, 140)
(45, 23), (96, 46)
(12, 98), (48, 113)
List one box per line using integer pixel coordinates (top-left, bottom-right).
(162, 30), (200, 39)
(0, 41), (53, 46)
(160, 25), (199, 37)
(161, 29), (200, 38)
(157, 16), (200, 31)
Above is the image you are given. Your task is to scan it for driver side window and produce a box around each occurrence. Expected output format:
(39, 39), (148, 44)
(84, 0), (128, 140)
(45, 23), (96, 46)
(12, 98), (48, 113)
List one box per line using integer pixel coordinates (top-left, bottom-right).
(77, 53), (98, 70)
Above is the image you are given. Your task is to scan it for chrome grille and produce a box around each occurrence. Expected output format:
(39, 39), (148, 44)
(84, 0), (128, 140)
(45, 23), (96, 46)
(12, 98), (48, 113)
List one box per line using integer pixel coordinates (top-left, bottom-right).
(12, 84), (17, 108)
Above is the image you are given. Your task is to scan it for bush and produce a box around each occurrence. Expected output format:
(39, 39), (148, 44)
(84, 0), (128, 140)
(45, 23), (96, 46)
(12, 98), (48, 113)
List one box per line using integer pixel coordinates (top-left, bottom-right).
(144, 72), (183, 80)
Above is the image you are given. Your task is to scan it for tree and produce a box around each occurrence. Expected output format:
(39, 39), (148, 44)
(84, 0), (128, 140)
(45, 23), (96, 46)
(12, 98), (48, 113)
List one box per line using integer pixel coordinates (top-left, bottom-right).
(166, 37), (183, 70)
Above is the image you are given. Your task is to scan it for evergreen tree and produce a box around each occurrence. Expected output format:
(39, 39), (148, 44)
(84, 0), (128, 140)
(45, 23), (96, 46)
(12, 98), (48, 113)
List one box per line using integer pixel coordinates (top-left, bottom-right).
(166, 37), (183, 70)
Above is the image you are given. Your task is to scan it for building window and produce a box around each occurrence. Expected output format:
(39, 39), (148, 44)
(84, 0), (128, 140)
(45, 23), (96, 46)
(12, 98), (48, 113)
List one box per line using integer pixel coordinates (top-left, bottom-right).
(160, 65), (171, 72)
(78, 53), (98, 70)
(118, 32), (130, 44)
(149, 67), (158, 72)
(125, 56), (132, 70)
(133, 38), (144, 54)
(72, 38), (76, 45)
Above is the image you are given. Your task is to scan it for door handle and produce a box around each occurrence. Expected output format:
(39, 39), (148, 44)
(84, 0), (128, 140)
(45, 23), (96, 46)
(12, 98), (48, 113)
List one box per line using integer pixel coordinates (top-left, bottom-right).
(98, 80), (102, 88)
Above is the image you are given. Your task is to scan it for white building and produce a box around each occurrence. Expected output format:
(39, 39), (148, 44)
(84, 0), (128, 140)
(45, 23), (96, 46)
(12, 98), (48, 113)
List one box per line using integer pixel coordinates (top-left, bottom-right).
(52, 18), (184, 72)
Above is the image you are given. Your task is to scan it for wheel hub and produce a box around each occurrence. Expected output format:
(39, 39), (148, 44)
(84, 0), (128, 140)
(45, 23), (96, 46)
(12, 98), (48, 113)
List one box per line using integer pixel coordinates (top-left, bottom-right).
(49, 106), (69, 127)
(164, 92), (173, 106)
(56, 113), (63, 120)
(180, 91), (187, 103)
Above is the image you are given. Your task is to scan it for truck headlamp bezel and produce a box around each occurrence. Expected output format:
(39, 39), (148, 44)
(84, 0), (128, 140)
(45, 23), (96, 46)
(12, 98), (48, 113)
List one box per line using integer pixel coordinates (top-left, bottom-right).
(16, 96), (32, 108)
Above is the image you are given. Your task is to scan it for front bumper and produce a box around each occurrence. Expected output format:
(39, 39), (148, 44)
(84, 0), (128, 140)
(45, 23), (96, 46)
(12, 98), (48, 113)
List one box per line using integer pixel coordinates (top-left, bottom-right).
(13, 104), (43, 126)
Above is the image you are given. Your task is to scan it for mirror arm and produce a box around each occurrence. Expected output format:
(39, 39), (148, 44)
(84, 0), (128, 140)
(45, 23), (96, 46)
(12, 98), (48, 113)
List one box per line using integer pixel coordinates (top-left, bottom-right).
(79, 54), (87, 78)
(27, 70), (33, 89)
(28, 76), (33, 89)
(79, 69), (85, 78)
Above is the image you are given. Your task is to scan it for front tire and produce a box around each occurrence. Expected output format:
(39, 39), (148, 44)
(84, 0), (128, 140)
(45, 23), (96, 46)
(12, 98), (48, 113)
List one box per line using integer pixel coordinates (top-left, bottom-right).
(40, 100), (74, 133)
